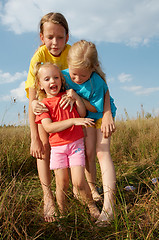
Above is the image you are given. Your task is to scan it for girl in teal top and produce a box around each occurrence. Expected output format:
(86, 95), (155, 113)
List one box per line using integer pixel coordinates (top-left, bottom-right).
(61, 40), (117, 226)
(62, 69), (117, 121)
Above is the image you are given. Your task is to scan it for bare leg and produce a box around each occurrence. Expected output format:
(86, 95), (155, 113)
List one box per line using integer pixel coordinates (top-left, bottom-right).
(71, 166), (100, 220)
(37, 124), (56, 222)
(84, 127), (102, 201)
(95, 130), (116, 226)
(54, 168), (69, 215)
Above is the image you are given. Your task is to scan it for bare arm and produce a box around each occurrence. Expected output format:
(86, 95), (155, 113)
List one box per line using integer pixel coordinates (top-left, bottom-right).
(81, 98), (97, 112)
(71, 90), (86, 117)
(29, 88), (44, 158)
(41, 117), (95, 133)
(101, 90), (116, 138)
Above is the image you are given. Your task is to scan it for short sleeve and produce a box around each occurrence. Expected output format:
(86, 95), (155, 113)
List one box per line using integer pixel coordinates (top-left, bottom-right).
(35, 112), (51, 124)
(89, 74), (108, 112)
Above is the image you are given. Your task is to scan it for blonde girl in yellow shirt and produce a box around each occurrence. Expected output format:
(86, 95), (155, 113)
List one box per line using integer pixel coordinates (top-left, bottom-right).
(25, 12), (71, 222)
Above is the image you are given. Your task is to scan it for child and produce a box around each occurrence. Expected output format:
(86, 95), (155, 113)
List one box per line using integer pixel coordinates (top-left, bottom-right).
(61, 40), (117, 226)
(25, 12), (71, 222)
(34, 62), (100, 219)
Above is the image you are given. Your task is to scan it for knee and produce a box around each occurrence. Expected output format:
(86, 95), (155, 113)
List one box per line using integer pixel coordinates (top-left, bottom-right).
(96, 151), (105, 160)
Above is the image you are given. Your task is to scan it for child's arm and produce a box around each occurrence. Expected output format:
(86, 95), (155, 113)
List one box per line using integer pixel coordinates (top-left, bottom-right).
(29, 88), (44, 159)
(101, 90), (116, 138)
(65, 89), (87, 117)
(81, 98), (97, 112)
(41, 117), (94, 133)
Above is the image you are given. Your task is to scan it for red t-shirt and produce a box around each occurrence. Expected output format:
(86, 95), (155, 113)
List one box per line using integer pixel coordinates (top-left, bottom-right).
(35, 92), (84, 147)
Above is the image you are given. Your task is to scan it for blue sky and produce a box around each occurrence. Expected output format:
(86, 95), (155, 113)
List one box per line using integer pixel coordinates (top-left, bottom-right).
(0, 0), (159, 125)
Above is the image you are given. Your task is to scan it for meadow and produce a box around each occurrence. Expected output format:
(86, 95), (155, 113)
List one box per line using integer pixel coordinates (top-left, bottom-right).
(0, 116), (159, 239)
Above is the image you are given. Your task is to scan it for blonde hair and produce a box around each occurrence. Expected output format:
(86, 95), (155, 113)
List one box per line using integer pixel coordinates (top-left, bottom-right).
(34, 62), (66, 100)
(40, 12), (69, 35)
(67, 40), (106, 82)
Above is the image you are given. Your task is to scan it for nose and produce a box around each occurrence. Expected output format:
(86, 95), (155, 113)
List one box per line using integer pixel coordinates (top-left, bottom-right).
(50, 77), (55, 83)
(74, 75), (80, 82)
(52, 37), (57, 45)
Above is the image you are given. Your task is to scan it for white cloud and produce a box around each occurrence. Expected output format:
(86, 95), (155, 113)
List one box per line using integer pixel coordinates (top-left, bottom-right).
(121, 85), (159, 96)
(1, 81), (27, 102)
(0, 0), (159, 46)
(118, 73), (133, 83)
(0, 70), (27, 84)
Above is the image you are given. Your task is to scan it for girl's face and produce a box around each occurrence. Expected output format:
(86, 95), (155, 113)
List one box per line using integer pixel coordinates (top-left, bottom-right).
(40, 22), (69, 57)
(69, 66), (93, 84)
(39, 66), (62, 98)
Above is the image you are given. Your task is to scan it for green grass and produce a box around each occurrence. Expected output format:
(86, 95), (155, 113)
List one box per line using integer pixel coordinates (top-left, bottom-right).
(0, 117), (159, 239)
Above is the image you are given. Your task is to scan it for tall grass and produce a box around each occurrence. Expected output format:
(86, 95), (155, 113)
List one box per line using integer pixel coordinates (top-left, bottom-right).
(0, 117), (159, 239)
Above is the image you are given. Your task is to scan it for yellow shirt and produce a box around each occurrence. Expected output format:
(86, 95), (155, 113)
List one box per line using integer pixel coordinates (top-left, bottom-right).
(25, 44), (71, 98)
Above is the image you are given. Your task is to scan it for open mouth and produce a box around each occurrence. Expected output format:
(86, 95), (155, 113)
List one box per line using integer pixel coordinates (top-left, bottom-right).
(50, 85), (57, 91)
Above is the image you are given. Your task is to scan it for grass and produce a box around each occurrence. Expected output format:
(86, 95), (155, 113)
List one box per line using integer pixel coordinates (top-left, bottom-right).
(0, 117), (159, 239)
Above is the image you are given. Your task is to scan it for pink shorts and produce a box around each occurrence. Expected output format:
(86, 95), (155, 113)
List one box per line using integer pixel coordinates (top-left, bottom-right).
(50, 138), (85, 170)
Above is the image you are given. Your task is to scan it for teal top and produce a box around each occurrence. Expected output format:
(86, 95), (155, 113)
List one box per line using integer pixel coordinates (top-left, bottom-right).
(62, 69), (117, 121)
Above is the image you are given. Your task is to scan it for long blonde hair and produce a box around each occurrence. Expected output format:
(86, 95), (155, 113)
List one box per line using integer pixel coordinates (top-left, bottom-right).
(67, 40), (106, 82)
(40, 12), (69, 35)
(34, 62), (66, 100)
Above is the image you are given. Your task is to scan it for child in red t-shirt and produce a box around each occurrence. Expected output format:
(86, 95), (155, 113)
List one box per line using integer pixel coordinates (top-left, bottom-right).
(34, 62), (100, 219)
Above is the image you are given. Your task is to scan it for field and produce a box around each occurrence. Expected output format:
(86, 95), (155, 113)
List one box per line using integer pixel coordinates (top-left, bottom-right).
(0, 117), (159, 239)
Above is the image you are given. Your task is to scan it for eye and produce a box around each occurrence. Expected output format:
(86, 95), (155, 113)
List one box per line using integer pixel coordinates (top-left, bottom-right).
(47, 35), (53, 40)
(57, 36), (64, 39)
(44, 77), (50, 81)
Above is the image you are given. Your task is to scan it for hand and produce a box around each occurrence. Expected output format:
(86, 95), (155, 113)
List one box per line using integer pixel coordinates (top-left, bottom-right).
(101, 112), (116, 138)
(74, 118), (95, 127)
(30, 137), (45, 159)
(32, 100), (48, 115)
(59, 90), (76, 112)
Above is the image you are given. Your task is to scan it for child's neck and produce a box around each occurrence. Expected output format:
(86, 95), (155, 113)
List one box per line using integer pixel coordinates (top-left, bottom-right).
(46, 92), (60, 98)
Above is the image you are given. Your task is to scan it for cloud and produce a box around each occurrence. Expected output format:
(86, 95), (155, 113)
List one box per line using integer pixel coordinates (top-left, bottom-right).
(118, 73), (133, 83)
(1, 0), (159, 46)
(121, 85), (159, 96)
(1, 81), (27, 102)
(0, 70), (27, 84)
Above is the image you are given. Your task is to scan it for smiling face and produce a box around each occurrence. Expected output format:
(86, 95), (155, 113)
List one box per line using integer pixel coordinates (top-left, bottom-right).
(69, 66), (93, 85)
(38, 65), (62, 98)
(40, 22), (69, 57)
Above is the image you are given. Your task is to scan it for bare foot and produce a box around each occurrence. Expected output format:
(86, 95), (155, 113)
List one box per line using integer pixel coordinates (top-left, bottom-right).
(92, 190), (103, 202)
(88, 204), (100, 220)
(95, 209), (113, 227)
(44, 196), (56, 222)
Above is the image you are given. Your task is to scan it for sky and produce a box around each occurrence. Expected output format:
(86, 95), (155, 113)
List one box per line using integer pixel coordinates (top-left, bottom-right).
(0, 0), (159, 125)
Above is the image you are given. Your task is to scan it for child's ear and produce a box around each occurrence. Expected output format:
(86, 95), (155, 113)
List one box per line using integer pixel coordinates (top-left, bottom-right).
(40, 33), (45, 44)
(65, 34), (69, 44)
(39, 82), (43, 90)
